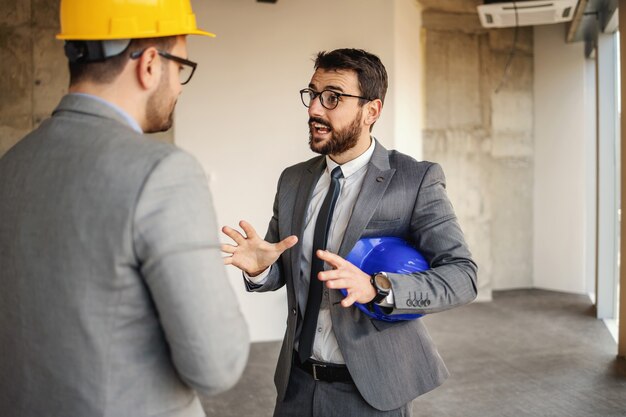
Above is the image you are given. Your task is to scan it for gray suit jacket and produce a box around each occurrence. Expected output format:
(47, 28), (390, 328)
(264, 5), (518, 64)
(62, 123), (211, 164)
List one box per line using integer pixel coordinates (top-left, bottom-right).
(247, 140), (477, 411)
(0, 94), (249, 417)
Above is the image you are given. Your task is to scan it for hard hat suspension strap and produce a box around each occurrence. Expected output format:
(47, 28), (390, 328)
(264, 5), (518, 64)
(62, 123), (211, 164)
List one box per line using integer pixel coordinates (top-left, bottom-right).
(64, 39), (131, 63)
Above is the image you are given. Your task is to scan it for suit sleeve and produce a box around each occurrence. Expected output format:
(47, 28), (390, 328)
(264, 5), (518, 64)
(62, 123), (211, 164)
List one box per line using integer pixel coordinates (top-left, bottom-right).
(133, 150), (250, 396)
(385, 162), (478, 315)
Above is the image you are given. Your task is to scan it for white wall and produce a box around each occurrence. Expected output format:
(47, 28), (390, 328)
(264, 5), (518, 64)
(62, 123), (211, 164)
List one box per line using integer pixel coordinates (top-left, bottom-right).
(175, 0), (423, 341)
(533, 23), (591, 293)
(392, 0), (424, 159)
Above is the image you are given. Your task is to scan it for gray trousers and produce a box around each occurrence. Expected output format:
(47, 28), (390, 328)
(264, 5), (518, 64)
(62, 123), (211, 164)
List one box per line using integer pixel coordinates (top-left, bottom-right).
(273, 365), (413, 417)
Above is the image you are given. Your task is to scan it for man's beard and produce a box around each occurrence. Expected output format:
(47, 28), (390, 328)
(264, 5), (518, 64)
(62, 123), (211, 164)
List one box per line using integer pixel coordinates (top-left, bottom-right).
(308, 108), (363, 155)
(144, 67), (176, 133)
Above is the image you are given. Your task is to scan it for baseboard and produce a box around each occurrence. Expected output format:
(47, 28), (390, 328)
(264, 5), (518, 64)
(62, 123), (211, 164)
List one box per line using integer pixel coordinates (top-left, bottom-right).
(603, 318), (618, 343)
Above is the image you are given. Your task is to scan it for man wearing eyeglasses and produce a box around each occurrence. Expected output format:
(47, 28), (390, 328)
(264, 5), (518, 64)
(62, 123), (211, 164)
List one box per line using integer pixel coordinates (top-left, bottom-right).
(222, 48), (477, 416)
(0, 1), (249, 416)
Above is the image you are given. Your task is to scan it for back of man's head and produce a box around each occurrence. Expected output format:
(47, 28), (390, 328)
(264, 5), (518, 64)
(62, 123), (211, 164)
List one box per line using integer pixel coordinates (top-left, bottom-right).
(67, 38), (176, 86)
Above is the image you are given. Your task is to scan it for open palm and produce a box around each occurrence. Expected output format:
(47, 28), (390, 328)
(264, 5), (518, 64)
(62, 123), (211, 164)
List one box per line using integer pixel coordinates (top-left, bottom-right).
(221, 220), (298, 276)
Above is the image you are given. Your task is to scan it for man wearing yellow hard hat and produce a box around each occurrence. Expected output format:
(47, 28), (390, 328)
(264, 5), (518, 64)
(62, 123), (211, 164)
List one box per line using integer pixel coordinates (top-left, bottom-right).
(0, 1), (249, 416)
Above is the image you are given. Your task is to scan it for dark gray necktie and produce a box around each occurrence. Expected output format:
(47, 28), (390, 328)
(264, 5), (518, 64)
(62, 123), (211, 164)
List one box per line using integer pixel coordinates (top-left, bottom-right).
(299, 166), (343, 363)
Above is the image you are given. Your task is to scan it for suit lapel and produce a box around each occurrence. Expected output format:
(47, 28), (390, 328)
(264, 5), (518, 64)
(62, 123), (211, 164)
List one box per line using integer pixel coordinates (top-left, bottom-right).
(338, 141), (395, 258)
(290, 157), (326, 283)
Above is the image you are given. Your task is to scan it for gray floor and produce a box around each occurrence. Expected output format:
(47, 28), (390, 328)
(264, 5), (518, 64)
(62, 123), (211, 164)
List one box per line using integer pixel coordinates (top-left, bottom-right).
(200, 289), (626, 417)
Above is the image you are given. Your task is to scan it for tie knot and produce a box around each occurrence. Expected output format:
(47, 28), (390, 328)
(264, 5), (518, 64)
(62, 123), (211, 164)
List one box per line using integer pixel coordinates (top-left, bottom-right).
(330, 166), (343, 180)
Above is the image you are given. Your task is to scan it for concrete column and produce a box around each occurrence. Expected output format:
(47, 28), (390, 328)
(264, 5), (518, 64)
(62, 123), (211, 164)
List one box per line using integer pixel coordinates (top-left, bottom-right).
(420, 1), (535, 300)
(1, 0), (35, 156)
(0, 0), (67, 157)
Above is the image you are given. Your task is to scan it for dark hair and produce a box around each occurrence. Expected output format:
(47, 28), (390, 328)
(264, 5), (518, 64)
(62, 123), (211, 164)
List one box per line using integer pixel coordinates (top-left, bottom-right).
(314, 48), (388, 105)
(68, 36), (177, 86)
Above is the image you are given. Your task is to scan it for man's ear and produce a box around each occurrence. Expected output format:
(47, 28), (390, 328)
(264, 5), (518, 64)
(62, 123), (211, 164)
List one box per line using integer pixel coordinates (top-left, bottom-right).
(364, 99), (383, 127)
(136, 47), (162, 91)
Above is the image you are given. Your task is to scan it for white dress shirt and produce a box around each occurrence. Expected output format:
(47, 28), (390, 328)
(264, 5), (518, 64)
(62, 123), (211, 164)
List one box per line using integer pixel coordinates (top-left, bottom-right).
(249, 138), (378, 364)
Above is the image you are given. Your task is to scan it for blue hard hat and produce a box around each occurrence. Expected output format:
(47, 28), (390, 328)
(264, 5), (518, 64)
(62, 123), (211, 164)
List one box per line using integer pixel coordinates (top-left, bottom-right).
(343, 236), (428, 322)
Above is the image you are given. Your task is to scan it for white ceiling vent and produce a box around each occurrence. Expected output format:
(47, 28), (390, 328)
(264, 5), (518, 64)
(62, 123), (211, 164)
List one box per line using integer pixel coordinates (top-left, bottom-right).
(477, 0), (578, 28)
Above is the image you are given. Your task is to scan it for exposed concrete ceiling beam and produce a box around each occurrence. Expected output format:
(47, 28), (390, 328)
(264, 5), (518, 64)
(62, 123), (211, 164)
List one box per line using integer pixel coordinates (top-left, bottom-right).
(567, 0), (618, 45)
(567, 0), (589, 42)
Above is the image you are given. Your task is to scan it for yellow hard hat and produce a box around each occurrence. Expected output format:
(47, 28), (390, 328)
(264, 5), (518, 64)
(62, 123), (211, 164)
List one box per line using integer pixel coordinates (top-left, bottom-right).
(56, 0), (215, 41)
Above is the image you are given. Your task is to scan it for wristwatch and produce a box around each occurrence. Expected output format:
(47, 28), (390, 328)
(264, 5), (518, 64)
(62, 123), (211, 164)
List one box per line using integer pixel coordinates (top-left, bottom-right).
(370, 272), (391, 304)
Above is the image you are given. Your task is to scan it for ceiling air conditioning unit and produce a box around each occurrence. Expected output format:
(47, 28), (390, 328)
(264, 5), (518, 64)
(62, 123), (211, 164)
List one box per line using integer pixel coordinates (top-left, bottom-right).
(477, 0), (579, 28)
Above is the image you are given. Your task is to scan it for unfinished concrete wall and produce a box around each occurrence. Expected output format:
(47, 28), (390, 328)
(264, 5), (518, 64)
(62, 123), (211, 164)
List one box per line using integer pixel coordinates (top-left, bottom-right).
(419, 0), (535, 299)
(0, 0), (67, 157)
(0, 0), (172, 157)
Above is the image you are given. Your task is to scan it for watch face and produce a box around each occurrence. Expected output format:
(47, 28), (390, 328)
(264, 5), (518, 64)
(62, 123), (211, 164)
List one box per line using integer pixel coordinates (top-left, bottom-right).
(375, 274), (391, 291)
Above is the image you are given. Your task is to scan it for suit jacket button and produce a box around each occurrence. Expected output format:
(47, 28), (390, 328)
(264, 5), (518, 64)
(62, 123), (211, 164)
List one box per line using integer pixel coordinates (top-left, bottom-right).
(376, 176), (384, 182)
(292, 308), (297, 316)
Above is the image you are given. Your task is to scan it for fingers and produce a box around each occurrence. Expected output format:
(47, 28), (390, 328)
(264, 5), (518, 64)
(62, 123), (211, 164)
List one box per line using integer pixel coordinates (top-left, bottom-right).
(317, 261), (373, 307)
(341, 293), (357, 307)
(223, 256), (233, 266)
(221, 225), (246, 244)
(222, 220), (258, 243)
(275, 235), (298, 252)
(221, 244), (237, 254)
(317, 269), (344, 281)
(239, 220), (258, 240)
(324, 278), (350, 289)
(315, 249), (344, 267)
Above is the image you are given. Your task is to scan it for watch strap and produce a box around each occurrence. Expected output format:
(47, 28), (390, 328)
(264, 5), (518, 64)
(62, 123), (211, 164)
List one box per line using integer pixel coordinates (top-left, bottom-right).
(370, 273), (390, 304)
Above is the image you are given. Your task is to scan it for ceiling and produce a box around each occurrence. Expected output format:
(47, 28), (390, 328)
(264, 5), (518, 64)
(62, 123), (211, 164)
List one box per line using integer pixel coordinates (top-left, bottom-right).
(567, 0), (618, 56)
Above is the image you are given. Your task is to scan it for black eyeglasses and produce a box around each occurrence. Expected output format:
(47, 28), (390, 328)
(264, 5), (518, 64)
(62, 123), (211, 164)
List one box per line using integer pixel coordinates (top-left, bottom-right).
(130, 49), (198, 85)
(299, 88), (371, 110)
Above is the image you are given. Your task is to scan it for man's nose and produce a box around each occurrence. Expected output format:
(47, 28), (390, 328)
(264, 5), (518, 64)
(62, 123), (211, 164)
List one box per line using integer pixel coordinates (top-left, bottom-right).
(308, 95), (325, 117)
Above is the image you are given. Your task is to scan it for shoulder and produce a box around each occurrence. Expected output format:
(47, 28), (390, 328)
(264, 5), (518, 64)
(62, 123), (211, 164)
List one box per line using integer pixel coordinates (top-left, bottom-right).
(81, 117), (202, 179)
(283, 155), (323, 175)
(64, 111), (204, 186)
(277, 155), (323, 183)
(144, 147), (206, 182)
(387, 149), (445, 180)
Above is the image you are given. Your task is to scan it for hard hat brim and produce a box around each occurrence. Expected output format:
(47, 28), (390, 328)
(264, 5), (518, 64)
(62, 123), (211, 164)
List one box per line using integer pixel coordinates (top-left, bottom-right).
(56, 29), (216, 40)
(190, 29), (216, 38)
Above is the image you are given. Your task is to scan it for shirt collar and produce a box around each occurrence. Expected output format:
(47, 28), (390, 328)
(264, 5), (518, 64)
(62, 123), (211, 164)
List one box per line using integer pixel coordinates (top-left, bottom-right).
(325, 137), (376, 178)
(69, 93), (143, 133)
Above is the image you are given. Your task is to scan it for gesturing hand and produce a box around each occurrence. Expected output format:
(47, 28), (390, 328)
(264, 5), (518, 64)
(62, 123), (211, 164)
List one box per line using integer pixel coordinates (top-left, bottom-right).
(316, 250), (377, 307)
(221, 220), (298, 276)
